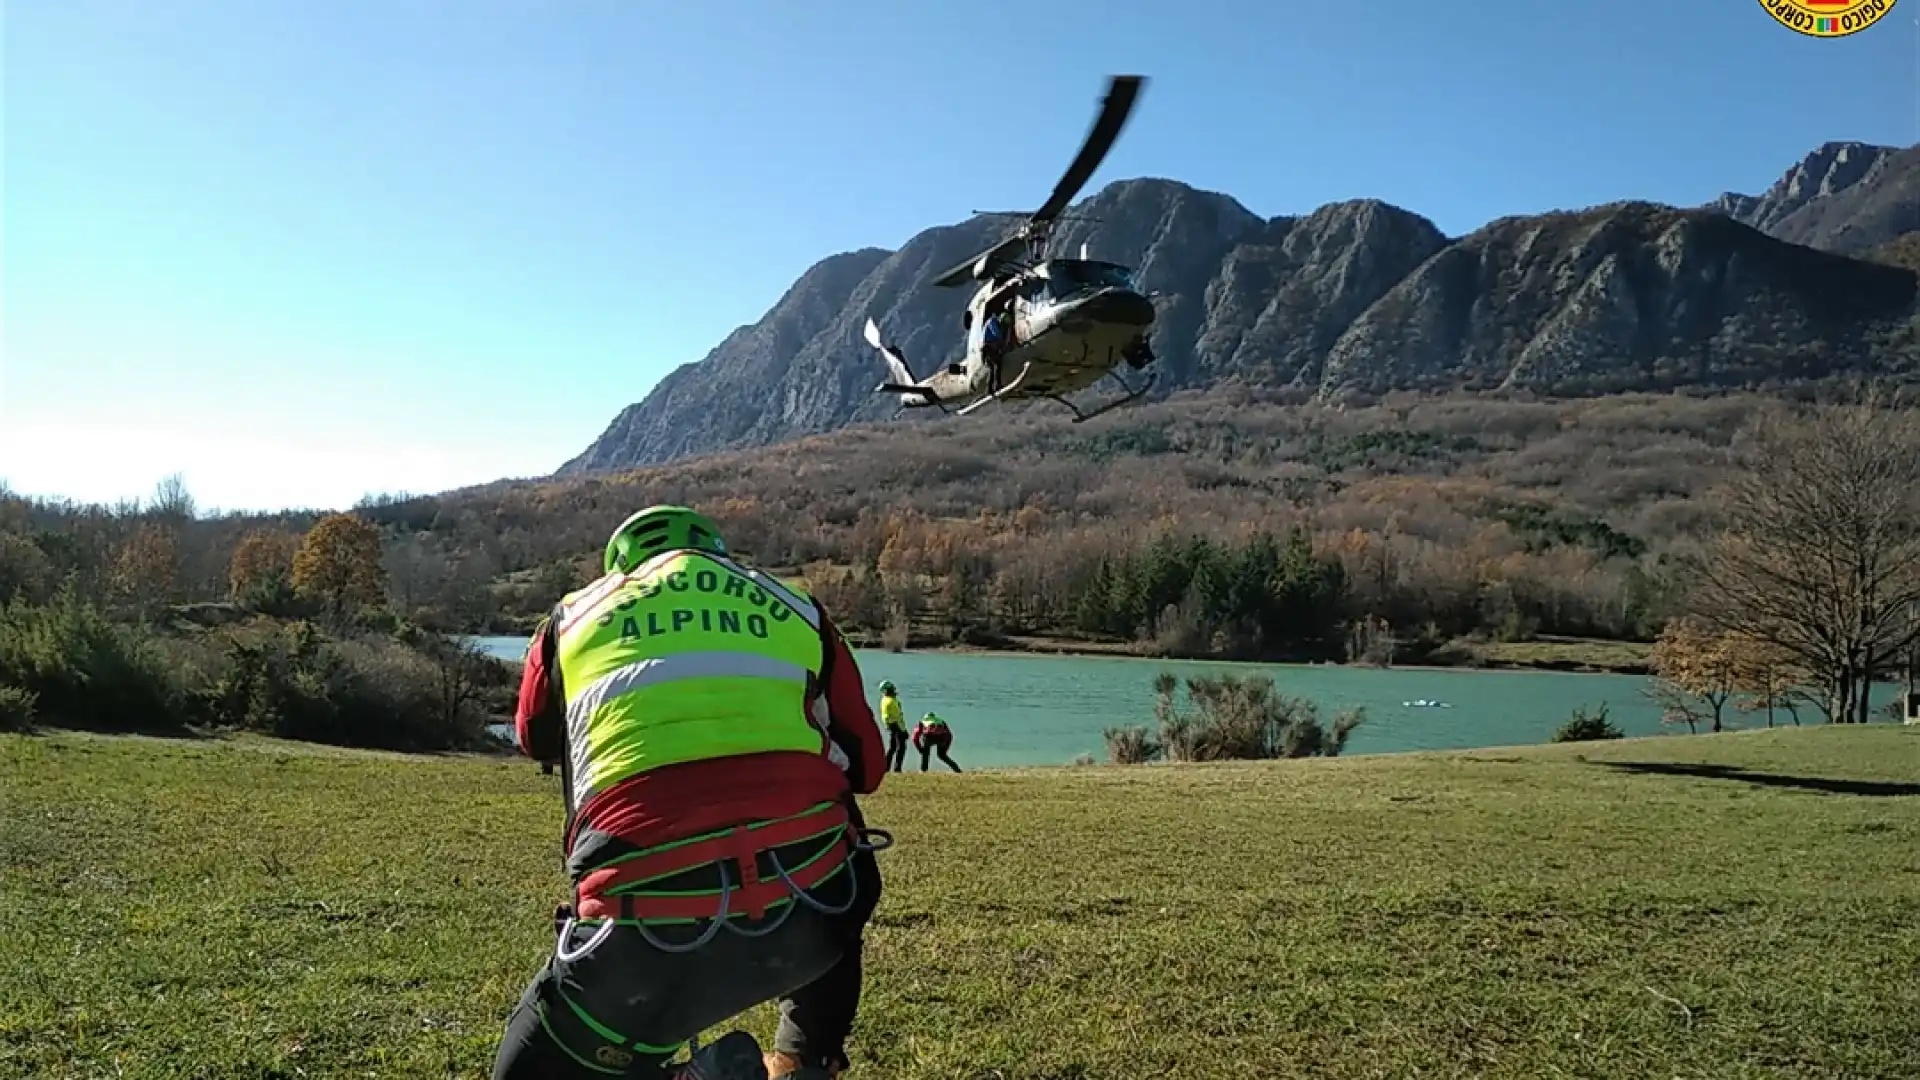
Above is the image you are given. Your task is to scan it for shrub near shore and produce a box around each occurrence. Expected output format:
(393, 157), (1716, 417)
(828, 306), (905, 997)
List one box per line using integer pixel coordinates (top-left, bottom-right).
(0, 587), (512, 750)
(0, 500), (516, 750)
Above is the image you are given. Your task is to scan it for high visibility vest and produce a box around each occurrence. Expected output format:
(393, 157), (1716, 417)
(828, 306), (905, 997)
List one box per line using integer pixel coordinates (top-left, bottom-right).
(552, 549), (829, 809)
(881, 696), (905, 730)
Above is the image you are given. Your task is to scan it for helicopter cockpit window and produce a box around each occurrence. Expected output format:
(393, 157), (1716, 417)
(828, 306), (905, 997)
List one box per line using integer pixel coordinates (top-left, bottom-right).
(1044, 260), (1137, 298)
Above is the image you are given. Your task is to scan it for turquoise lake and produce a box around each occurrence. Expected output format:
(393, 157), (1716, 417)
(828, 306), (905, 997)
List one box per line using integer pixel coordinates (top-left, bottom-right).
(467, 635), (1893, 768)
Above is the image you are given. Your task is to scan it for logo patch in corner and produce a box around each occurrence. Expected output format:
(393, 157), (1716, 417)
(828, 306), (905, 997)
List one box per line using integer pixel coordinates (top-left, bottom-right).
(1759, 0), (1898, 38)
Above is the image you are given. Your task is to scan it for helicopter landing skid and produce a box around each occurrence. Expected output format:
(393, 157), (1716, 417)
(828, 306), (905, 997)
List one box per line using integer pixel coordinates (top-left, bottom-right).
(1049, 368), (1156, 424)
(956, 360), (1036, 417)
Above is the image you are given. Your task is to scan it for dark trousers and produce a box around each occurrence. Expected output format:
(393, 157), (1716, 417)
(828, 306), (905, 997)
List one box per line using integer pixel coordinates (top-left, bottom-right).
(917, 737), (961, 772)
(492, 806), (883, 1079)
(885, 727), (908, 772)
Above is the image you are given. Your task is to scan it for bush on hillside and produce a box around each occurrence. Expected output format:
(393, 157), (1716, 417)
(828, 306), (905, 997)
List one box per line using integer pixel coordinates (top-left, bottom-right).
(1102, 724), (1162, 765)
(0, 586), (188, 732)
(0, 530), (59, 606)
(1111, 671), (1365, 764)
(0, 584), (510, 752)
(1552, 702), (1624, 742)
(0, 686), (38, 732)
(195, 620), (503, 752)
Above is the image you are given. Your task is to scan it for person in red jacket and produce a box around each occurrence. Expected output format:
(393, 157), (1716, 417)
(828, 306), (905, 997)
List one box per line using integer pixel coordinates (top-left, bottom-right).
(492, 505), (890, 1080)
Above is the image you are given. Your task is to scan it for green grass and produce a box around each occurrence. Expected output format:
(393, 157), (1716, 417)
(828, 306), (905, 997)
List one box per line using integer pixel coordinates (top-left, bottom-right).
(1460, 635), (1653, 673)
(4, 728), (1918, 1079)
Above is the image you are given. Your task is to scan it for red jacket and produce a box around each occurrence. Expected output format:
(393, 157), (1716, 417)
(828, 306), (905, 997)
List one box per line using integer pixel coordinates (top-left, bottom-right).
(515, 603), (886, 863)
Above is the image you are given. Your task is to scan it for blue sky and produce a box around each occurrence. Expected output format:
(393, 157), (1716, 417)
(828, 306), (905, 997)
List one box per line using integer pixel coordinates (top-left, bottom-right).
(4, 1), (1915, 513)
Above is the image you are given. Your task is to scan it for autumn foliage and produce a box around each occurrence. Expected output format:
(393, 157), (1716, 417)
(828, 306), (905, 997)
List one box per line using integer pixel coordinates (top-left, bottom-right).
(108, 521), (181, 621)
(1648, 616), (1743, 733)
(336, 391), (1745, 655)
(291, 513), (387, 619)
(228, 529), (300, 600)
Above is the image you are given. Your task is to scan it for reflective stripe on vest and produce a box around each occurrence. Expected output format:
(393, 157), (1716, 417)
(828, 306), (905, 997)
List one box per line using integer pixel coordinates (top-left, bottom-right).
(554, 550), (828, 807)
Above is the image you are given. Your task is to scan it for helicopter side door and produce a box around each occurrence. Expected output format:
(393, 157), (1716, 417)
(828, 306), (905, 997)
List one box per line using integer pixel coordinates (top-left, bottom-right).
(981, 283), (1024, 348)
(962, 293), (989, 371)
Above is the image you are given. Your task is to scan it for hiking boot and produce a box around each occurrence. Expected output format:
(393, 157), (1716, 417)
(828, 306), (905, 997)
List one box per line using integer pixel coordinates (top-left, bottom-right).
(672, 1031), (769, 1080)
(763, 1051), (842, 1080)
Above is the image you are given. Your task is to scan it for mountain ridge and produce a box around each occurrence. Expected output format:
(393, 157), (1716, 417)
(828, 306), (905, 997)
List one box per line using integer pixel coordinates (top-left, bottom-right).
(1710, 140), (1919, 253)
(561, 142), (1920, 476)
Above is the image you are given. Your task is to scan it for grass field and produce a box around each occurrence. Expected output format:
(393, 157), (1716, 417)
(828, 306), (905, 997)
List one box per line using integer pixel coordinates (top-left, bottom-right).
(3, 727), (1917, 1079)
(1463, 636), (1653, 674)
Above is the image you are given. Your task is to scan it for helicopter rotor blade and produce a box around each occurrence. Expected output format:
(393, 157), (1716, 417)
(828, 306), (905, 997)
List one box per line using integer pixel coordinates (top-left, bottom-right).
(1028, 75), (1146, 229)
(929, 233), (1028, 289)
(927, 74), (1146, 288)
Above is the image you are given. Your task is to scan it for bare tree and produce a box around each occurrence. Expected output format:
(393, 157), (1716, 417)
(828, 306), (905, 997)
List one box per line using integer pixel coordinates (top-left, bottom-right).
(151, 473), (197, 522)
(1687, 392), (1920, 724)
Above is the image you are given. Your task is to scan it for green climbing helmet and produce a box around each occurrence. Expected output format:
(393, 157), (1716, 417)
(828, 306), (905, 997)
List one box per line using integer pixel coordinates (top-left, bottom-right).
(604, 504), (727, 575)
(878, 680), (896, 695)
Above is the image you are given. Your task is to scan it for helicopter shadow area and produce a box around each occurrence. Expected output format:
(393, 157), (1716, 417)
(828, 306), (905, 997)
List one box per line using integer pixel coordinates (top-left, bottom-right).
(1594, 760), (1920, 798)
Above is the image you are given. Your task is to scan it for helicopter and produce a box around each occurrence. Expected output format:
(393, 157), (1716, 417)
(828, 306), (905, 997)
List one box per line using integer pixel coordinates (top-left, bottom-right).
(864, 74), (1159, 425)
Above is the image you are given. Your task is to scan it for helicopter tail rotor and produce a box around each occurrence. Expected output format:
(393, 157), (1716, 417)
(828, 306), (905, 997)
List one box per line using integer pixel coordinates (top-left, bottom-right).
(864, 318), (939, 408)
(864, 318), (916, 384)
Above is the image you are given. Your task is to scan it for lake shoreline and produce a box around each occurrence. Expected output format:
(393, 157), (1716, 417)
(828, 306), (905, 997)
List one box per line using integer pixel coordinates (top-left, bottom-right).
(473, 629), (1652, 675)
(464, 622), (1652, 676)
(835, 632), (1655, 676)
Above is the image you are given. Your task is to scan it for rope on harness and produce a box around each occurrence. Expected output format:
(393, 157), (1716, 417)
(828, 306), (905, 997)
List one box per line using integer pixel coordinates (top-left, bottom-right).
(714, 884), (802, 939)
(630, 862), (735, 954)
(766, 847), (859, 917)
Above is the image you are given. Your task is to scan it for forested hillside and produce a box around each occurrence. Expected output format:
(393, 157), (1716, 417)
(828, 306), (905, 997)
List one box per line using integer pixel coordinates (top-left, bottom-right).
(368, 390), (1800, 665)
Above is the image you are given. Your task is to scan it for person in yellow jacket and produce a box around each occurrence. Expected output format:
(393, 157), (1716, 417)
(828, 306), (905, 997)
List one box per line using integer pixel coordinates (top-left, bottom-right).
(877, 681), (908, 773)
(493, 505), (892, 1080)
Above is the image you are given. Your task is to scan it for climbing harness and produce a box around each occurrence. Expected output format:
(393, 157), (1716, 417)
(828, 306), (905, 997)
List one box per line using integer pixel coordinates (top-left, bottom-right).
(552, 801), (894, 961)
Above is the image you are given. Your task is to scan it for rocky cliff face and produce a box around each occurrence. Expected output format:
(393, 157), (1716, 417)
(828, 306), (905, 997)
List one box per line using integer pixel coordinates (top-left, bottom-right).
(1321, 201), (1915, 396)
(562, 144), (1920, 475)
(1710, 141), (1920, 254)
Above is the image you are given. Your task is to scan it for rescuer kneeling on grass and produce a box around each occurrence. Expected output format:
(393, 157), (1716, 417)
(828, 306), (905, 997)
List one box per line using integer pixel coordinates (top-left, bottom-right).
(912, 712), (962, 773)
(495, 505), (890, 1080)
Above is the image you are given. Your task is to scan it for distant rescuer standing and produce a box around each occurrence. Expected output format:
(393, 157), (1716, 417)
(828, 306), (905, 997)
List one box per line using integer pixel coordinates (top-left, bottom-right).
(912, 712), (962, 773)
(877, 680), (908, 773)
(494, 504), (891, 1080)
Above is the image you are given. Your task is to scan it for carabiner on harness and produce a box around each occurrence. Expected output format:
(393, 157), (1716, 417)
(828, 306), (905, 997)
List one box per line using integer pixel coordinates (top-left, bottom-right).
(554, 909), (618, 963)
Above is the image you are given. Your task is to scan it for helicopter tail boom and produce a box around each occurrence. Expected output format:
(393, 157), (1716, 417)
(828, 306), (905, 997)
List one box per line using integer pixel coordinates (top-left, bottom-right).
(877, 381), (941, 407)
